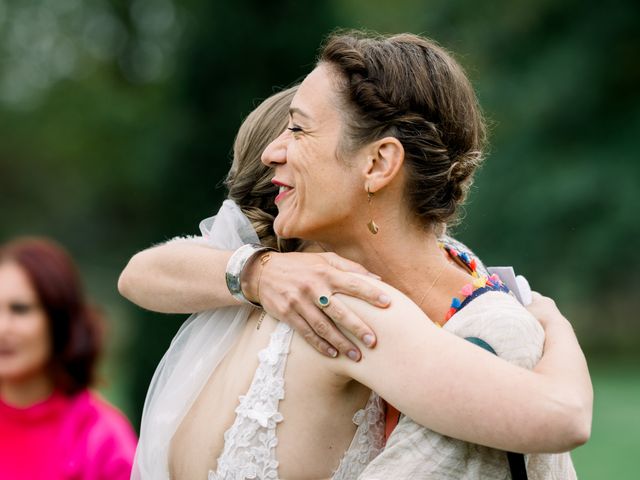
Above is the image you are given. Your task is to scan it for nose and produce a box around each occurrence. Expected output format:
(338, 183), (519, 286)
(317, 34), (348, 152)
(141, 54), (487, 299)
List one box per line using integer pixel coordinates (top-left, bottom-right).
(0, 307), (10, 333)
(262, 130), (288, 167)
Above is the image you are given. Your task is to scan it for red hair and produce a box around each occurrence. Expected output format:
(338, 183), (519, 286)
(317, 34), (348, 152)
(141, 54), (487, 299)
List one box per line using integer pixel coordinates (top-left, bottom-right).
(0, 237), (102, 394)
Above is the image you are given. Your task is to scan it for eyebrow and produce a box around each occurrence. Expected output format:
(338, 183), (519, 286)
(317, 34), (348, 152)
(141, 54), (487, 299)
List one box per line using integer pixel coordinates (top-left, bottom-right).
(289, 107), (311, 120)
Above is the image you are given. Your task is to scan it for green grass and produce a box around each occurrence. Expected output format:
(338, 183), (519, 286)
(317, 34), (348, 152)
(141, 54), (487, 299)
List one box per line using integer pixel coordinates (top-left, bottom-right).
(571, 359), (640, 479)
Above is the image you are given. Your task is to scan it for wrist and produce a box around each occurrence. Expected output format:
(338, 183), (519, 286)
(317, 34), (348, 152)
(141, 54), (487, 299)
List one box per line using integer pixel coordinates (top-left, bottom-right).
(225, 244), (275, 306)
(241, 252), (267, 304)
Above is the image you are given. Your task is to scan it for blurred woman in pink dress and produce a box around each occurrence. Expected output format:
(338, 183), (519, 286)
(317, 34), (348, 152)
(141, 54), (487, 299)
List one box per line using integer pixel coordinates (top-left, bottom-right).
(0, 237), (137, 480)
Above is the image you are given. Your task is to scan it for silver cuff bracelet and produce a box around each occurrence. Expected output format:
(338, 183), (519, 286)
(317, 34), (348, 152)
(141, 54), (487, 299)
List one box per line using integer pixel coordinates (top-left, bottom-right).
(225, 243), (275, 306)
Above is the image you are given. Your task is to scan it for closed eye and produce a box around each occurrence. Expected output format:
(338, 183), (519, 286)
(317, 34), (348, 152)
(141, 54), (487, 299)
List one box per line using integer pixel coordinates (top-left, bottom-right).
(287, 125), (304, 134)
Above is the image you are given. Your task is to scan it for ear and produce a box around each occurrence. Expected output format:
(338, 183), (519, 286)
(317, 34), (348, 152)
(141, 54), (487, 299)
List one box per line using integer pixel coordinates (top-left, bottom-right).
(362, 137), (405, 193)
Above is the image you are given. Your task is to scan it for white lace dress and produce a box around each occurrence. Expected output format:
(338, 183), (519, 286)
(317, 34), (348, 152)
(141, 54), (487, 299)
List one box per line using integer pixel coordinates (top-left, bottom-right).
(209, 322), (385, 480)
(132, 201), (385, 480)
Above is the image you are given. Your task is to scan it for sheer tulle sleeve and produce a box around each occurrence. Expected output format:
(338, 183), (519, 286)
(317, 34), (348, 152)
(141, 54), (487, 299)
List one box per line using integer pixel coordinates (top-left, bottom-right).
(132, 200), (259, 480)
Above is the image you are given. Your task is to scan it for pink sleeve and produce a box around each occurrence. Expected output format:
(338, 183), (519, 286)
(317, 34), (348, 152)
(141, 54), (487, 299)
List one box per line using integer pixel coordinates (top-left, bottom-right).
(84, 394), (138, 480)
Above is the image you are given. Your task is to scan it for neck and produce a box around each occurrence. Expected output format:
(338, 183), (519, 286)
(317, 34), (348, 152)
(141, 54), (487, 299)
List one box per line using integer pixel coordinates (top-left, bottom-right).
(323, 216), (446, 295)
(0, 371), (55, 407)
(317, 207), (475, 323)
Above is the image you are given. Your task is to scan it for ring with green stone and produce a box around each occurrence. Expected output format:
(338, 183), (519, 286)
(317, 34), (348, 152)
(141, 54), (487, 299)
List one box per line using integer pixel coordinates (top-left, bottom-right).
(317, 295), (331, 309)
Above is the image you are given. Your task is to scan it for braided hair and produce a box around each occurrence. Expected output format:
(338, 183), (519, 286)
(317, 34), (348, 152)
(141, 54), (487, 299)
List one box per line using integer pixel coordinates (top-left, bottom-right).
(319, 31), (486, 227)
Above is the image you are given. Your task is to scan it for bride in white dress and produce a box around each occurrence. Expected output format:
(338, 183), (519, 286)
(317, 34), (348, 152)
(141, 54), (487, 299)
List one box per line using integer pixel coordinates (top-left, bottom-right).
(131, 88), (385, 480)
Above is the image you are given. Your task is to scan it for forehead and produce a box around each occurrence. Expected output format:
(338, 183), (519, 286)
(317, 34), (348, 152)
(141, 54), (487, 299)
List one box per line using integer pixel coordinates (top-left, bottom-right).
(0, 262), (36, 300)
(291, 64), (341, 122)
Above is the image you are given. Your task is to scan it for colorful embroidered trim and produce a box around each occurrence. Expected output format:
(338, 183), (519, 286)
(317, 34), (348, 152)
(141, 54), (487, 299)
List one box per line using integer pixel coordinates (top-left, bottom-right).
(441, 244), (509, 324)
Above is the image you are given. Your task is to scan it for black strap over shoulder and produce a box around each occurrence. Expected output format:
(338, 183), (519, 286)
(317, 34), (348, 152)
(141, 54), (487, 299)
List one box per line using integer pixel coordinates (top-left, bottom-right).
(465, 336), (528, 480)
(507, 451), (528, 480)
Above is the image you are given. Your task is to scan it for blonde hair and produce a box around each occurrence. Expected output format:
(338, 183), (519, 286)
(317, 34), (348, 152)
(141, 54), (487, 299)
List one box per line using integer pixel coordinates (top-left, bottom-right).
(225, 86), (300, 252)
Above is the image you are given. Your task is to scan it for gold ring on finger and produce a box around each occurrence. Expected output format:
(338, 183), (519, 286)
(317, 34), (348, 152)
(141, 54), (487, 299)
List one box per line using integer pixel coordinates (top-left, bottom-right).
(317, 295), (331, 309)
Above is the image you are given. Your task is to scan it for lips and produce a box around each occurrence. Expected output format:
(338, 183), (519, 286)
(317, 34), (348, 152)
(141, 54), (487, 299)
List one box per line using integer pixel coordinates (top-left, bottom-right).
(272, 179), (294, 204)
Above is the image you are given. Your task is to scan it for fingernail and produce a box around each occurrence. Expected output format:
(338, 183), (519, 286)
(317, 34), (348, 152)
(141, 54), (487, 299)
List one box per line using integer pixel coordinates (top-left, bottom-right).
(378, 294), (391, 305)
(363, 334), (375, 347)
(368, 272), (382, 280)
(347, 350), (359, 361)
(328, 347), (338, 358)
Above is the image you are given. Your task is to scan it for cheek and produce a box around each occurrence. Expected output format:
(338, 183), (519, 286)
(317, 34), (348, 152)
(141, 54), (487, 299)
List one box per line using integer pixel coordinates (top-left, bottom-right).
(30, 330), (52, 369)
(13, 316), (51, 376)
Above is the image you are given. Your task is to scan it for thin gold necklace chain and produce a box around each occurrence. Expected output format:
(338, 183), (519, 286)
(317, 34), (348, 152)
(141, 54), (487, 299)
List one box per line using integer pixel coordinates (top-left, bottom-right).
(317, 239), (448, 310)
(415, 258), (449, 310)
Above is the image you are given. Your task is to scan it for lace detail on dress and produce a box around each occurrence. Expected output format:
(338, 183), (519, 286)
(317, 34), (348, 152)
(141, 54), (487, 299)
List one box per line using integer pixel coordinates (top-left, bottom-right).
(332, 392), (386, 480)
(209, 322), (293, 480)
(209, 320), (385, 480)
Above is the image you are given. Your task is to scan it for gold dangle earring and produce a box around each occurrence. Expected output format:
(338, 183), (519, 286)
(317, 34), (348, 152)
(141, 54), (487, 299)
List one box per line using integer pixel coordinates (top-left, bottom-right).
(367, 186), (379, 235)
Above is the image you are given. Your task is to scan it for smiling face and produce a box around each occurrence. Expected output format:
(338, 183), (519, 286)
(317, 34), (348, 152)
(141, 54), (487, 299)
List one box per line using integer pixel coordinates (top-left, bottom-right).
(261, 64), (365, 241)
(0, 262), (52, 383)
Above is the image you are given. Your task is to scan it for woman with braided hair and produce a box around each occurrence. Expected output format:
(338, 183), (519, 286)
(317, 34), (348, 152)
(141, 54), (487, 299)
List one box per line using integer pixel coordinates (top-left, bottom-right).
(123, 31), (590, 479)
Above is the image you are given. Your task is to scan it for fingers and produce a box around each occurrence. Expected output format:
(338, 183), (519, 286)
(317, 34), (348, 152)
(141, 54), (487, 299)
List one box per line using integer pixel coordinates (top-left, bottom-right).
(527, 291), (542, 305)
(321, 295), (377, 350)
(321, 266), (390, 308)
(528, 291), (556, 309)
(526, 291), (564, 331)
(286, 310), (340, 359)
(526, 291), (545, 315)
(297, 300), (363, 361)
(257, 251), (386, 361)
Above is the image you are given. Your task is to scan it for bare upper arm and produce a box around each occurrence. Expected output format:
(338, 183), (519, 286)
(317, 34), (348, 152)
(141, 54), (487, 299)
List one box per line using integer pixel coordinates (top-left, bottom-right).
(324, 275), (580, 452)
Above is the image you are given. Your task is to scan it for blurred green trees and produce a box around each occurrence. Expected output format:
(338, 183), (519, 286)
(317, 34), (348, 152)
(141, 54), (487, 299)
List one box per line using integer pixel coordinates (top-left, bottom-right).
(1, 0), (638, 468)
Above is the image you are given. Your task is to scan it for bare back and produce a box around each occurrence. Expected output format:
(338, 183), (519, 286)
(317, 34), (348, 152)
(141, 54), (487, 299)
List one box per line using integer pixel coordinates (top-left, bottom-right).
(168, 309), (374, 479)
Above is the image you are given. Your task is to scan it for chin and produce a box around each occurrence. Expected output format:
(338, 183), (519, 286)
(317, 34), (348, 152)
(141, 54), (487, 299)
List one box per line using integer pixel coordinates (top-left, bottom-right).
(274, 226), (297, 240)
(273, 215), (300, 240)
(0, 367), (25, 381)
